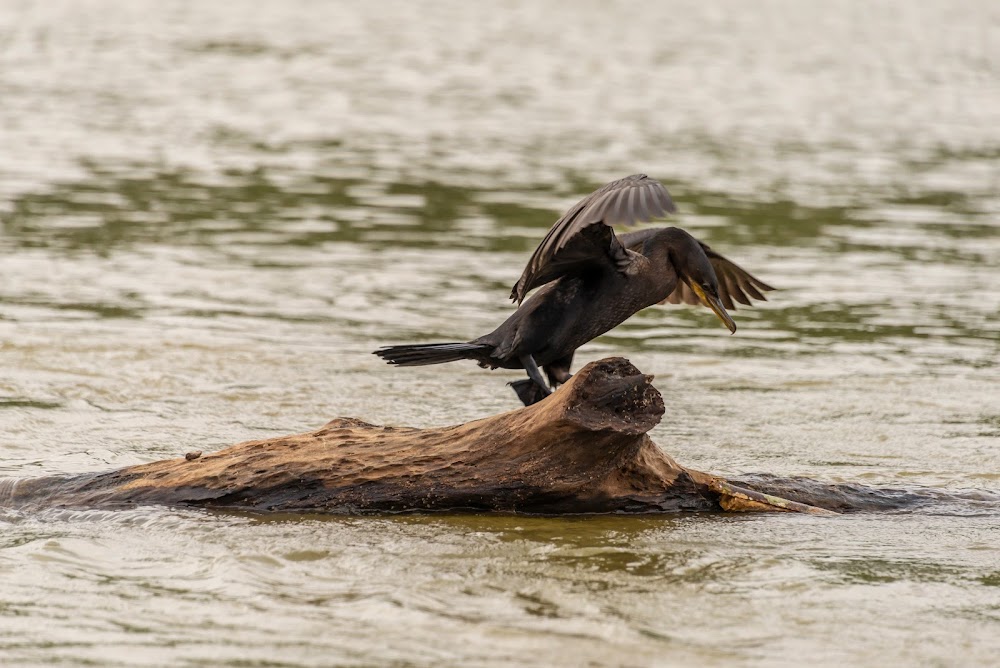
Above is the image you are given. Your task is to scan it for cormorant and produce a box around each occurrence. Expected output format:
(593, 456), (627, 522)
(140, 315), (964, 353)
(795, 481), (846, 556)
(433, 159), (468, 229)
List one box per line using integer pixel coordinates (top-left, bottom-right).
(374, 174), (773, 405)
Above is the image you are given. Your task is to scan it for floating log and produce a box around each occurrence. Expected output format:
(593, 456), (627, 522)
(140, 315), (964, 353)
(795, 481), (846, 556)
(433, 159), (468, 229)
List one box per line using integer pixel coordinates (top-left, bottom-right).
(2, 357), (903, 516)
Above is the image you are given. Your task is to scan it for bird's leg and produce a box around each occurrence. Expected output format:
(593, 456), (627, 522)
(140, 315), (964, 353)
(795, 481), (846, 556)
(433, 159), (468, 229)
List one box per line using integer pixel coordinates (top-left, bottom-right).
(519, 354), (552, 395)
(546, 366), (573, 386)
(544, 353), (575, 388)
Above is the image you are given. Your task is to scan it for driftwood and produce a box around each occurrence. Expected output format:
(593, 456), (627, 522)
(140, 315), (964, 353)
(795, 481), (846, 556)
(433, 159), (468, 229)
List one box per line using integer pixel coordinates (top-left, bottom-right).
(2, 357), (890, 516)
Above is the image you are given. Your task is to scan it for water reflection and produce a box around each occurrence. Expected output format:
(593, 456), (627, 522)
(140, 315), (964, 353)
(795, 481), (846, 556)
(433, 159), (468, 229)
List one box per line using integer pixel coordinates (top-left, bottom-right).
(5, 161), (996, 253)
(3, 161), (996, 361)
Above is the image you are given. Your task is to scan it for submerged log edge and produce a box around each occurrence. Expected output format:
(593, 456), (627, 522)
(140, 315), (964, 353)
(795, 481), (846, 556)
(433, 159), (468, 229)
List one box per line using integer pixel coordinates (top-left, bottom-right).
(3, 357), (865, 516)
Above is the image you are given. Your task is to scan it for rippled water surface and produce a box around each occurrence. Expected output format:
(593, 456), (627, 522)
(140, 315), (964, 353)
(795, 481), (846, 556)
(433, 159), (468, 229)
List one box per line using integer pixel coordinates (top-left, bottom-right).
(1, 1), (998, 665)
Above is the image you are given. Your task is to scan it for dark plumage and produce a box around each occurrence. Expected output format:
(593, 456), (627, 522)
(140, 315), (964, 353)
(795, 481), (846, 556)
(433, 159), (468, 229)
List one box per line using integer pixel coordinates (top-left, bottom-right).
(375, 174), (774, 405)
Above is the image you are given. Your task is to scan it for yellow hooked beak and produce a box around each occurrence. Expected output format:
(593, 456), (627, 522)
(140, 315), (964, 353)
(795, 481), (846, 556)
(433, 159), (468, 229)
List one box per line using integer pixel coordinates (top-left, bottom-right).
(690, 282), (737, 334)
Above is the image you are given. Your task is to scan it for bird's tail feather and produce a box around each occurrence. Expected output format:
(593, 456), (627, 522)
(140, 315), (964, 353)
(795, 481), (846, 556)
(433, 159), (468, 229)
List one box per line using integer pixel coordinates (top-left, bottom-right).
(373, 342), (490, 366)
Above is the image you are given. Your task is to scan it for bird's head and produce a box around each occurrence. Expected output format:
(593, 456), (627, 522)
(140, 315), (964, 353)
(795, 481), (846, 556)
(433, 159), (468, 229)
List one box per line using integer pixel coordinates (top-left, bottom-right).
(667, 230), (737, 334)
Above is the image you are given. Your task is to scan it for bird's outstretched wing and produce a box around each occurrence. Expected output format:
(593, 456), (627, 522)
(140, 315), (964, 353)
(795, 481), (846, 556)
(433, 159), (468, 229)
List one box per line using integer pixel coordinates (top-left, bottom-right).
(661, 245), (775, 310)
(511, 174), (675, 303)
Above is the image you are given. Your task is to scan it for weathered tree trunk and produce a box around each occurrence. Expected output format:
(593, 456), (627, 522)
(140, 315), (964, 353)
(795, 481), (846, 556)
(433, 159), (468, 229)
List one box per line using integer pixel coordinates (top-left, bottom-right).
(1, 358), (861, 515)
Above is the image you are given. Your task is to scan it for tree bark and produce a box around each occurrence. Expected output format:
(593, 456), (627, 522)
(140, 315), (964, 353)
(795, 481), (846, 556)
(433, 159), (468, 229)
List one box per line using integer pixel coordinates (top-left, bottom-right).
(1, 358), (872, 515)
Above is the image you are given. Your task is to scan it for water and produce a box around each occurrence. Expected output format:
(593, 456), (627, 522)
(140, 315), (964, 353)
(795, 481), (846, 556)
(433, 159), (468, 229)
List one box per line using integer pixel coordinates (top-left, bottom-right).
(0, 1), (998, 665)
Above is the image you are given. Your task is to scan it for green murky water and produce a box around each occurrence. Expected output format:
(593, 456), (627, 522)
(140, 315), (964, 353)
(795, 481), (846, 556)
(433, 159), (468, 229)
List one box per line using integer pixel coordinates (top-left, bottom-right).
(1, 1), (998, 665)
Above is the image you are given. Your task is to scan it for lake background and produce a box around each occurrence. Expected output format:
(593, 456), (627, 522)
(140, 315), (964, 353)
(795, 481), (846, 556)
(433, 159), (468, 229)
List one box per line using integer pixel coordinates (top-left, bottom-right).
(0, 1), (998, 666)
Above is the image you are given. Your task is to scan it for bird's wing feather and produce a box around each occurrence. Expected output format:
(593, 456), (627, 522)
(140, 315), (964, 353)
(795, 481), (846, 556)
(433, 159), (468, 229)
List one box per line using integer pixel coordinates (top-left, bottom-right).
(660, 244), (775, 310)
(510, 224), (631, 300)
(511, 174), (675, 302)
(616, 228), (663, 251)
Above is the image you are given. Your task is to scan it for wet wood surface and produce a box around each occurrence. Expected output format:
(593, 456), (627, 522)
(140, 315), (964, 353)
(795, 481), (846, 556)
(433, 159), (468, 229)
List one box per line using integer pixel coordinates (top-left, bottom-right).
(3, 358), (904, 516)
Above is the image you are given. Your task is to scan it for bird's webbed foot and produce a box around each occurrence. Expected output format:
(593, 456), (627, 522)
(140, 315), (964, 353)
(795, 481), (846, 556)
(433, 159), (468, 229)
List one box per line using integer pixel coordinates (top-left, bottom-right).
(508, 354), (553, 406)
(508, 379), (549, 406)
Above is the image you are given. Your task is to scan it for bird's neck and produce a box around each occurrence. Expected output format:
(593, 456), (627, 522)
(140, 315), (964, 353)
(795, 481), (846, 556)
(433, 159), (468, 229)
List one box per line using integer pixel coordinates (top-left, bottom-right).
(637, 225), (679, 256)
(638, 228), (688, 299)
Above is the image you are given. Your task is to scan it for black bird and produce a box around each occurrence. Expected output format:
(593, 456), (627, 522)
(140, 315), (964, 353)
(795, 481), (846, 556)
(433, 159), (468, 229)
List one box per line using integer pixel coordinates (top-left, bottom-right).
(374, 174), (773, 405)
